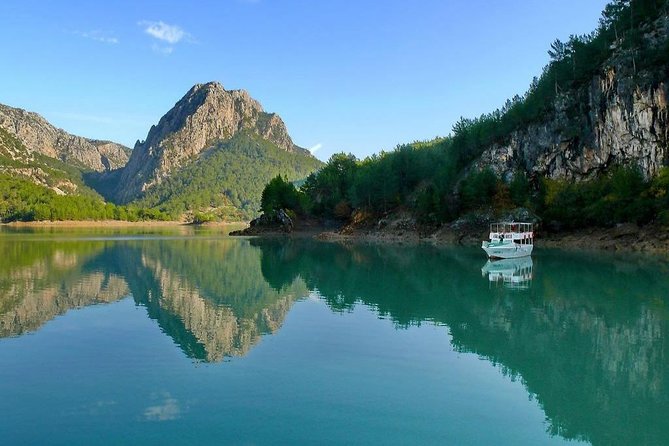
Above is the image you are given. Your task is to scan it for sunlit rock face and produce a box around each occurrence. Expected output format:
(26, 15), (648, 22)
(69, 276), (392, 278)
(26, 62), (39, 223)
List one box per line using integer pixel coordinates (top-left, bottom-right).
(0, 104), (130, 172)
(475, 16), (668, 181)
(114, 82), (310, 203)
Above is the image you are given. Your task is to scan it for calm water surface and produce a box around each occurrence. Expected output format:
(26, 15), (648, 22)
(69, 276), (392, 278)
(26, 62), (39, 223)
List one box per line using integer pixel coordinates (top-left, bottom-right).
(0, 227), (667, 445)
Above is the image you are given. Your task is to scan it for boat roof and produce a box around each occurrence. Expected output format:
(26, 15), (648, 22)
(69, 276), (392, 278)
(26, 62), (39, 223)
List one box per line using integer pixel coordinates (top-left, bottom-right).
(490, 222), (533, 230)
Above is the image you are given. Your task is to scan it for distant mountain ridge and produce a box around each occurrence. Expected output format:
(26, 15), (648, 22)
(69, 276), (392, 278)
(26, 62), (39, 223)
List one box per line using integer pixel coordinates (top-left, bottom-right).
(0, 103), (130, 172)
(114, 81), (313, 203)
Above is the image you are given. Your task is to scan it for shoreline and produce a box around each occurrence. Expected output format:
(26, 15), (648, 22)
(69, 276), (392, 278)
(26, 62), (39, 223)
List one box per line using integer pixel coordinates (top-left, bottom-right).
(234, 222), (669, 254)
(1, 220), (248, 228)
(3, 219), (666, 254)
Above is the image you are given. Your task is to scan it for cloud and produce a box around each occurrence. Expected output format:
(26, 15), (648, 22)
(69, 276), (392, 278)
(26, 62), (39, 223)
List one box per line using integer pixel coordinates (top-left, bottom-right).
(72, 30), (119, 44)
(139, 20), (189, 44)
(143, 393), (181, 422)
(308, 143), (322, 154)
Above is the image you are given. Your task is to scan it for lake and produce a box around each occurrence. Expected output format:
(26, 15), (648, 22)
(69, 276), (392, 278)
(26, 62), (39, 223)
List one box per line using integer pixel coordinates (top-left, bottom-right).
(0, 227), (667, 445)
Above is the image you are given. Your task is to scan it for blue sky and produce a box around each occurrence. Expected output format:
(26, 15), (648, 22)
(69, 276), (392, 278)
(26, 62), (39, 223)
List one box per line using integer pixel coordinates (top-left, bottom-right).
(0, 0), (609, 160)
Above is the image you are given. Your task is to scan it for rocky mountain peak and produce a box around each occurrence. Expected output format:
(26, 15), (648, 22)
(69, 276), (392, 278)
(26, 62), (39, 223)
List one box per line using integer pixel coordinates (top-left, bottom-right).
(114, 81), (310, 203)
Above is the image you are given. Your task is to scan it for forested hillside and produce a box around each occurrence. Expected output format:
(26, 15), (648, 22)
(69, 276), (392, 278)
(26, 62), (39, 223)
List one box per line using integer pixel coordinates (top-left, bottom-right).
(133, 133), (323, 220)
(259, 0), (669, 230)
(0, 128), (168, 222)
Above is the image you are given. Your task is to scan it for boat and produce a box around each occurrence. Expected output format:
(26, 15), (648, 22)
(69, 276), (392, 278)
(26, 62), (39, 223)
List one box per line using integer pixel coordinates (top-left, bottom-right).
(481, 257), (533, 289)
(481, 222), (533, 259)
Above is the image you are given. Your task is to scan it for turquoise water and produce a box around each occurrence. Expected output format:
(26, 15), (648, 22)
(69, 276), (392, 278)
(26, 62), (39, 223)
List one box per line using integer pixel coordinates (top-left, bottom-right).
(0, 228), (667, 445)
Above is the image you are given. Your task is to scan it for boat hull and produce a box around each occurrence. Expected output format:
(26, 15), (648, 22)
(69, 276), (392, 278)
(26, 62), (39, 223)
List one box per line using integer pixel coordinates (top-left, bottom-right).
(482, 243), (533, 259)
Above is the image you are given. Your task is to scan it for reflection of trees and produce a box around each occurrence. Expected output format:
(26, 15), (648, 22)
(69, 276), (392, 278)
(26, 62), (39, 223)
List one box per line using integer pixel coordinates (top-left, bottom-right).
(252, 239), (669, 446)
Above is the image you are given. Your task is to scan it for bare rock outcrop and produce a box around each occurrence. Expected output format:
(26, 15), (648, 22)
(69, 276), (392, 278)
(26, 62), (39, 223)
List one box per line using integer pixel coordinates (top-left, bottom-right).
(0, 103), (130, 172)
(474, 15), (668, 182)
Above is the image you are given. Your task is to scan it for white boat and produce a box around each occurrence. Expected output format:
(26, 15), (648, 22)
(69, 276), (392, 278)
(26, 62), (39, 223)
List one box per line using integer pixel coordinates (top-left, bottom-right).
(481, 222), (534, 259)
(481, 257), (533, 289)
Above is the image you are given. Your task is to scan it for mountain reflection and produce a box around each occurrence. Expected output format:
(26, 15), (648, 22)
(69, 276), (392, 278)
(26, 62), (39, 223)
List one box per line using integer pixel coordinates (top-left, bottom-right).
(1, 234), (668, 445)
(251, 239), (669, 446)
(0, 237), (307, 362)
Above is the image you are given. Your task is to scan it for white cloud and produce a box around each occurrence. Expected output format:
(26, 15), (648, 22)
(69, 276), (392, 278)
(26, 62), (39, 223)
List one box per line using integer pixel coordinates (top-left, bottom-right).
(139, 20), (189, 44)
(73, 30), (119, 44)
(308, 143), (322, 154)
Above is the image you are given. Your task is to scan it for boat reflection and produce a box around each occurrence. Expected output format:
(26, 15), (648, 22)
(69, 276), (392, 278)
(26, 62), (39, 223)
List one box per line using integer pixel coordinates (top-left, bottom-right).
(481, 257), (533, 289)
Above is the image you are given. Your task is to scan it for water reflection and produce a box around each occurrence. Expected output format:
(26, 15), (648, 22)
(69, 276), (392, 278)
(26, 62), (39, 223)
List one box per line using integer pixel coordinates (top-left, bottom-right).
(1, 233), (668, 445)
(0, 236), (306, 362)
(481, 257), (533, 289)
(250, 239), (669, 446)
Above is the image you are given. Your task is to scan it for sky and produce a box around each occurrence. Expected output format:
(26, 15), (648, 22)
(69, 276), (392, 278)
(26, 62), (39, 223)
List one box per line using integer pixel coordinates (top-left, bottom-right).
(0, 0), (609, 160)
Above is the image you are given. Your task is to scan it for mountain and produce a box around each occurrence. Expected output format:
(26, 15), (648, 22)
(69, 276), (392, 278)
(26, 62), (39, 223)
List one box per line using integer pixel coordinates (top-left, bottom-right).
(132, 132), (322, 219)
(113, 82), (318, 206)
(0, 82), (321, 222)
(0, 127), (97, 196)
(0, 103), (130, 172)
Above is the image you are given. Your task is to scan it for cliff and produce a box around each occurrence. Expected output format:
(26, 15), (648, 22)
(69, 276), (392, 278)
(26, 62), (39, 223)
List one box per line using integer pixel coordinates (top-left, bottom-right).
(114, 81), (312, 203)
(475, 14), (668, 181)
(0, 103), (130, 172)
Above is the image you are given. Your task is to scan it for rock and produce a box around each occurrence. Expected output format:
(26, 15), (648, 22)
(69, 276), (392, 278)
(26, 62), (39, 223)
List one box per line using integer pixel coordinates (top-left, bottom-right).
(613, 222), (640, 238)
(473, 16), (668, 182)
(230, 209), (294, 236)
(0, 103), (130, 172)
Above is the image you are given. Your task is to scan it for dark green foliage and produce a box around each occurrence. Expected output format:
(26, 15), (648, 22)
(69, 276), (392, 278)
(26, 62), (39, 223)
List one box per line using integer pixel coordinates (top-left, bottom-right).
(302, 153), (358, 217)
(261, 175), (303, 214)
(540, 165), (661, 229)
(133, 132), (322, 220)
(0, 174), (170, 222)
(459, 169), (498, 210)
(509, 172), (530, 207)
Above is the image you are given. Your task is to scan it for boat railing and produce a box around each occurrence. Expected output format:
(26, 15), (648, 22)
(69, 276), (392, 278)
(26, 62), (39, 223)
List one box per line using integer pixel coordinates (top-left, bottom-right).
(488, 222), (534, 245)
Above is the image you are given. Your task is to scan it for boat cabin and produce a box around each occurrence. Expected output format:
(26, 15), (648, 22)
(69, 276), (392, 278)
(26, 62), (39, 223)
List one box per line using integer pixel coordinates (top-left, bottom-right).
(489, 222), (533, 245)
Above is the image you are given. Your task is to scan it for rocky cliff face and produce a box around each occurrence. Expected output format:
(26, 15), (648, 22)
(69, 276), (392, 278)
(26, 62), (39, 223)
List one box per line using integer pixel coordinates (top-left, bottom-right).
(115, 82), (310, 203)
(0, 104), (130, 172)
(475, 16), (668, 181)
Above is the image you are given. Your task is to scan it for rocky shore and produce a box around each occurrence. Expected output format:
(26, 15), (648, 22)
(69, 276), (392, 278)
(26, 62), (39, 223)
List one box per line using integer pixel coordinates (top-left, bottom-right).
(231, 209), (669, 254)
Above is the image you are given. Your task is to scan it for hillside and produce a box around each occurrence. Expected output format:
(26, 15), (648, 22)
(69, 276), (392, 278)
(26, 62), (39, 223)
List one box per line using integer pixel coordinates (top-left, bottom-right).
(133, 132), (322, 220)
(0, 103), (130, 172)
(0, 127), (102, 197)
(0, 128), (169, 222)
(253, 0), (669, 235)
